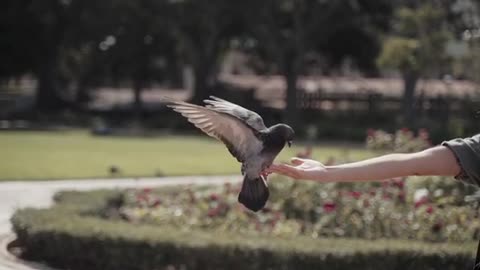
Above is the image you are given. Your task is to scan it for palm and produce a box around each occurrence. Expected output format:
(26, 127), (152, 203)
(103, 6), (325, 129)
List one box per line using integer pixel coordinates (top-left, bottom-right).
(268, 158), (326, 181)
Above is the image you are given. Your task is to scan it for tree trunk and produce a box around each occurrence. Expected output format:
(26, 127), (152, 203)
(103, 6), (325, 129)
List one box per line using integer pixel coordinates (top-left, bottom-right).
(133, 78), (144, 120)
(132, 45), (149, 122)
(74, 78), (90, 110)
(191, 56), (213, 104)
(36, 53), (63, 112)
(282, 50), (299, 129)
(402, 71), (418, 128)
(188, 32), (218, 104)
(35, 1), (68, 113)
(166, 48), (183, 88)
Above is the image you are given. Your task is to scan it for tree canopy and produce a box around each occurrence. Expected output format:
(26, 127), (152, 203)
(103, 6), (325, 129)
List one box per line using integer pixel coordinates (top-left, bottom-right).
(0, 0), (476, 116)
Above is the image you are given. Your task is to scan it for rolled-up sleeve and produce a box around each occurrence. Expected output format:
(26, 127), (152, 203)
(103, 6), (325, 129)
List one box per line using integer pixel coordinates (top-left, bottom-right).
(442, 134), (480, 186)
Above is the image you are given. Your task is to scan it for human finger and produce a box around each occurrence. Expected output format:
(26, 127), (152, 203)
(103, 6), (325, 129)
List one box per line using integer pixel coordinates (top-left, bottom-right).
(290, 157), (305, 165)
(273, 164), (301, 179)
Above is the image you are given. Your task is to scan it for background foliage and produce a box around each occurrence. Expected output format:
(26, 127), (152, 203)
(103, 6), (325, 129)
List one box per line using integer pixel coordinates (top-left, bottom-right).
(1, 0), (479, 138)
(11, 187), (476, 270)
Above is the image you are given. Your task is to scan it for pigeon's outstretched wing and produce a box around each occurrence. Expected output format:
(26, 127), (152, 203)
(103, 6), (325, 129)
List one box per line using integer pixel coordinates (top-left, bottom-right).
(166, 100), (263, 163)
(204, 96), (267, 132)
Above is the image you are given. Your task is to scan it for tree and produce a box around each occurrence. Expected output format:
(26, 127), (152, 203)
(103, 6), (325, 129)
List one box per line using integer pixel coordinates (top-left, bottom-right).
(169, 0), (244, 104)
(450, 0), (480, 82)
(97, 0), (174, 118)
(0, 0), (107, 112)
(377, 4), (452, 126)
(243, 0), (392, 128)
(0, 1), (36, 80)
(58, 1), (121, 107)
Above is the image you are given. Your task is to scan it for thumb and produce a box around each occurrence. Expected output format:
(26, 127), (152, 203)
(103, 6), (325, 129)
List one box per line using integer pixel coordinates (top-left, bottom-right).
(290, 157), (305, 165)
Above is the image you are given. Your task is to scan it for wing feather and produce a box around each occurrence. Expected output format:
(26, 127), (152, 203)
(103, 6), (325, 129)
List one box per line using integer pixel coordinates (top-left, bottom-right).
(166, 100), (263, 163)
(204, 96), (267, 131)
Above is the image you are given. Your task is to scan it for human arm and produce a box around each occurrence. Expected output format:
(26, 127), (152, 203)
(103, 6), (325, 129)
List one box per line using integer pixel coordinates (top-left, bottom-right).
(267, 146), (461, 182)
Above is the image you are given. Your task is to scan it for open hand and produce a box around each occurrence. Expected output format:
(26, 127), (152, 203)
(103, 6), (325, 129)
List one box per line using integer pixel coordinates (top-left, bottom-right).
(265, 157), (327, 181)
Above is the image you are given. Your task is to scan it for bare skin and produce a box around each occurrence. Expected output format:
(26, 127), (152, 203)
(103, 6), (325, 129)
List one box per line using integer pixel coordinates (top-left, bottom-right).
(265, 146), (461, 182)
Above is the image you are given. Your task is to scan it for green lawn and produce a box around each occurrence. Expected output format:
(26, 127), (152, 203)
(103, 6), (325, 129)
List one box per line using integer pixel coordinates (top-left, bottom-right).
(0, 130), (374, 180)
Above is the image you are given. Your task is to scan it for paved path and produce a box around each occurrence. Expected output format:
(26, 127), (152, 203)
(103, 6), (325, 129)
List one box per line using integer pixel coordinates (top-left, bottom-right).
(0, 175), (241, 270)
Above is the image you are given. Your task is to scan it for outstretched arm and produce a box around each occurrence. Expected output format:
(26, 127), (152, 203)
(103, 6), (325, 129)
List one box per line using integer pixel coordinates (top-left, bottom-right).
(267, 146), (461, 182)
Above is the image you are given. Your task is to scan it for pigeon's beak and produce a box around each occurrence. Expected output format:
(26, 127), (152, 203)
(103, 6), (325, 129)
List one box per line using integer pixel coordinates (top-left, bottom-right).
(287, 141), (292, 147)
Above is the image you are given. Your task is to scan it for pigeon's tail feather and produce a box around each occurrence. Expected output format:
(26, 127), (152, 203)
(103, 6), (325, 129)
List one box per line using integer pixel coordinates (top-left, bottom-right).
(238, 176), (269, 212)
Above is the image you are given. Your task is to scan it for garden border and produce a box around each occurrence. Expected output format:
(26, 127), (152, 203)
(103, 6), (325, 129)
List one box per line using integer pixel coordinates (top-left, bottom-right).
(11, 189), (477, 270)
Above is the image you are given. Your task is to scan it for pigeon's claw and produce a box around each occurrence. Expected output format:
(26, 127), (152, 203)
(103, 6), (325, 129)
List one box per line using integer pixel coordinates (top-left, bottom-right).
(260, 170), (271, 179)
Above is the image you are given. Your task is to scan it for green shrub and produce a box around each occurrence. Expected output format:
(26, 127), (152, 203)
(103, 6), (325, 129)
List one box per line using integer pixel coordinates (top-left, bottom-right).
(110, 177), (479, 242)
(11, 189), (476, 270)
(365, 128), (431, 153)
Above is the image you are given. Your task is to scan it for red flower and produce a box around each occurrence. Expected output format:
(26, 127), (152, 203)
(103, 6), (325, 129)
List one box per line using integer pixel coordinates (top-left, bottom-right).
(397, 191), (406, 202)
(426, 205), (434, 214)
(382, 193), (392, 200)
(391, 178), (405, 189)
(152, 199), (161, 207)
(142, 188), (152, 193)
(136, 194), (147, 202)
(382, 181), (390, 189)
(209, 193), (219, 201)
(208, 207), (220, 217)
(348, 191), (362, 199)
(323, 202), (336, 213)
(415, 197), (429, 208)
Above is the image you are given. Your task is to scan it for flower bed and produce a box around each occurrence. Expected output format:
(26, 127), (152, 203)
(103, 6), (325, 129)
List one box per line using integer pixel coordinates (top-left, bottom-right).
(110, 174), (479, 243)
(12, 189), (476, 270)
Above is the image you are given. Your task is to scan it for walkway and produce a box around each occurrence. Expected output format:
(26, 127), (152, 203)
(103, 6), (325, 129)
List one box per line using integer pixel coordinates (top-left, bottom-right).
(0, 175), (241, 270)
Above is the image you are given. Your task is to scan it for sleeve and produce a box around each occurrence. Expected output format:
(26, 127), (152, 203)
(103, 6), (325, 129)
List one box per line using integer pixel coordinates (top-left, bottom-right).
(441, 134), (480, 186)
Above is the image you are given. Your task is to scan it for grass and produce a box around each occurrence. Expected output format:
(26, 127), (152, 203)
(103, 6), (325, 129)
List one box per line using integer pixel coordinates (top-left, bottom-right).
(0, 130), (374, 180)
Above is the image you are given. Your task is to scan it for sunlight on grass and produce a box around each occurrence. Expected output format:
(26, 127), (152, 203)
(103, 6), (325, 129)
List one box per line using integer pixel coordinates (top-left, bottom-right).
(0, 130), (374, 180)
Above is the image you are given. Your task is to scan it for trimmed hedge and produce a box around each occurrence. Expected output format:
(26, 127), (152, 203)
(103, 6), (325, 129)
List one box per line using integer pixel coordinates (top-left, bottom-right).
(11, 190), (477, 270)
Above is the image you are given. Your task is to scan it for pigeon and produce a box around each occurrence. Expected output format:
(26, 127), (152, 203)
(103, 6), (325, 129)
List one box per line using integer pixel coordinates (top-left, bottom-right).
(164, 96), (295, 212)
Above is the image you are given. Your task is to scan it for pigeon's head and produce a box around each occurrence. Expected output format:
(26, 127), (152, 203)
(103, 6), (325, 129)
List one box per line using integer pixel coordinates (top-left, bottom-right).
(271, 124), (295, 147)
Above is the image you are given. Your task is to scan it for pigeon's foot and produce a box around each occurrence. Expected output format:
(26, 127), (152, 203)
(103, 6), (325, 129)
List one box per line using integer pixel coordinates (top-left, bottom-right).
(260, 170), (272, 179)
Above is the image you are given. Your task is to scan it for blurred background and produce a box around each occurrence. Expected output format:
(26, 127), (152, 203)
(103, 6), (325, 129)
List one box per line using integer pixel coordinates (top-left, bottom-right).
(2, 1), (480, 269)
(1, 0), (479, 140)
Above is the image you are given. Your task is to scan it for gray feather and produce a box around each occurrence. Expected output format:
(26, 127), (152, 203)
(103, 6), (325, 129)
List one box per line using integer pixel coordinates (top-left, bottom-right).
(204, 96), (267, 131)
(238, 175), (269, 212)
(164, 97), (294, 212)
(165, 99), (263, 163)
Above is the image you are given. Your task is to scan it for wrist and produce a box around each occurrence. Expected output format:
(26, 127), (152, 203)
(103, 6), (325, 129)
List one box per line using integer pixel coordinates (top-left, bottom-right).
(314, 166), (335, 182)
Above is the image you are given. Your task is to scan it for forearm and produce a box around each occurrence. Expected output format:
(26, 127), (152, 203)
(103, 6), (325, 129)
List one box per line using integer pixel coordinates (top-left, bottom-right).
(322, 146), (461, 182)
